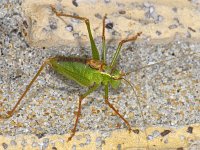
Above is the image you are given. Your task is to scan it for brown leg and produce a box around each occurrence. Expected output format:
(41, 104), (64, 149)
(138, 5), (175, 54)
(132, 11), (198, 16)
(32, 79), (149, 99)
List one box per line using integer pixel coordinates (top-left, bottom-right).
(102, 14), (107, 63)
(51, 5), (88, 22)
(67, 96), (83, 141)
(102, 14), (107, 42)
(110, 32), (142, 68)
(50, 5), (100, 60)
(67, 84), (99, 141)
(105, 99), (132, 132)
(119, 32), (142, 45)
(0, 58), (51, 119)
(104, 84), (132, 132)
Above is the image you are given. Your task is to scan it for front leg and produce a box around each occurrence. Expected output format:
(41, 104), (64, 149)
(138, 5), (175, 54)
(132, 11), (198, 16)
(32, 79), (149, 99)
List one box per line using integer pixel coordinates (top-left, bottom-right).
(68, 84), (99, 141)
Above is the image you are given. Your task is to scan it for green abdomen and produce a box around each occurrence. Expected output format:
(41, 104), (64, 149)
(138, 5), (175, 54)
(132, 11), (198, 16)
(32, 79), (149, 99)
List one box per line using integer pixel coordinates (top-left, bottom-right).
(49, 56), (103, 87)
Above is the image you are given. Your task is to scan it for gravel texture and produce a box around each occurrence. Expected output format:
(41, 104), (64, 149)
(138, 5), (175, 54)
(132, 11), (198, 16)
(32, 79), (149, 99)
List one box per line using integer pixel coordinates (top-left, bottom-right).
(0, 0), (200, 149)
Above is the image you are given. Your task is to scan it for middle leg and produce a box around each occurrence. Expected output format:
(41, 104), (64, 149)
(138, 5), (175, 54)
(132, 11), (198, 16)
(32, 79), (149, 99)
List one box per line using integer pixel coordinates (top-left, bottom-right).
(104, 84), (132, 132)
(67, 84), (99, 141)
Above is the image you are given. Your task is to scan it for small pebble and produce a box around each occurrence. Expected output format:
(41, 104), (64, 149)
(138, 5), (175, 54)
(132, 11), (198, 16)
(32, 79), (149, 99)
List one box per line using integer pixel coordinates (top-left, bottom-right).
(160, 130), (171, 137)
(65, 25), (73, 32)
(179, 135), (185, 141)
(71, 13), (80, 23)
(172, 7), (177, 12)
(187, 126), (193, 134)
(72, 145), (76, 150)
(156, 30), (162, 36)
(163, 138), (168, 144)
(174, 18), (181, 25)
(157, 15), (164, 22)
(73, 33), (79, 38)
(52, 147), (57, 150)
(119, 10), (126, 14)
(54, 3), (63, 12)
(188, 27), (196, 32)
(21, 139), (27, 147)
(0, 76), (3, 84)
(2, 143), (8, 149)
(105, 22), (113, 29)
(186, 31), (191, 38)
(104, 0), (110, 3)
(49, 18), (57, 30)
(32, 142), (38, 147)
(96, 137), (103, 147)
(23, 20), (28, 29)
(132, 129), (140, 134)
(85, 134), (91, 145)
(95, 13), (102, 19)
(36, 133), (46, 139)
(143, 2), (151, 8)
(79, 143), (84, 147)
(10, 140), (17, 146)
(0, 9), (7, 19)
(147, 135), (153, 140)
(152, 130), (160, 138)
(42, 138), (49, 148)
(149, 6), (154, 13)
(117, 144), (121, 150)
(72, 0), (78, 7)
(168, 24), (178, 29)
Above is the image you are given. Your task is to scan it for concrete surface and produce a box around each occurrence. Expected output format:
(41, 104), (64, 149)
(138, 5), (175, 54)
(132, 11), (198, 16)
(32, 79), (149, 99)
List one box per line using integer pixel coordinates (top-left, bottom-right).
(0, 0), (200, 149)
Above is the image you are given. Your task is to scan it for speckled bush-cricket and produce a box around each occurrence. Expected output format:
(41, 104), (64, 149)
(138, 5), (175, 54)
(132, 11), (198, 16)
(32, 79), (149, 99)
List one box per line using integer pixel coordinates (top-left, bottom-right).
(0, 5), (143, 141)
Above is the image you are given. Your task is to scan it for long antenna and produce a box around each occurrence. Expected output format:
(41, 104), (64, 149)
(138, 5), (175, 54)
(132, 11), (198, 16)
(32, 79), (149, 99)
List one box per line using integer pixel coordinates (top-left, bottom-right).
(122, 51), (199, 76)
(122, 77), (150, 149)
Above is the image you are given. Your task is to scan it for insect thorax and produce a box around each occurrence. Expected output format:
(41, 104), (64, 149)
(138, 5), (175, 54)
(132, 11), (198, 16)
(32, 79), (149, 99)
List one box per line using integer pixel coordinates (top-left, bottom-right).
(86, 59), (122, 89)
(94, 63), (122, 89)
(86, 59), (106, 71)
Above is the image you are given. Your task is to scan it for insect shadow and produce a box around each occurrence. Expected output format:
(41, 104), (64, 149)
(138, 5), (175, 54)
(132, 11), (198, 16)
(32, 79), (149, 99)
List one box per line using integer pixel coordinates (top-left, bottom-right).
(0, 5), (145, 142)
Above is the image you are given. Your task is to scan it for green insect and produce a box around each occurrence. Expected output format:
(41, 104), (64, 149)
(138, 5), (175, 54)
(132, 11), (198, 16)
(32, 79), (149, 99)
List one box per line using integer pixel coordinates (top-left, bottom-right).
(0, 5), (143, 141)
